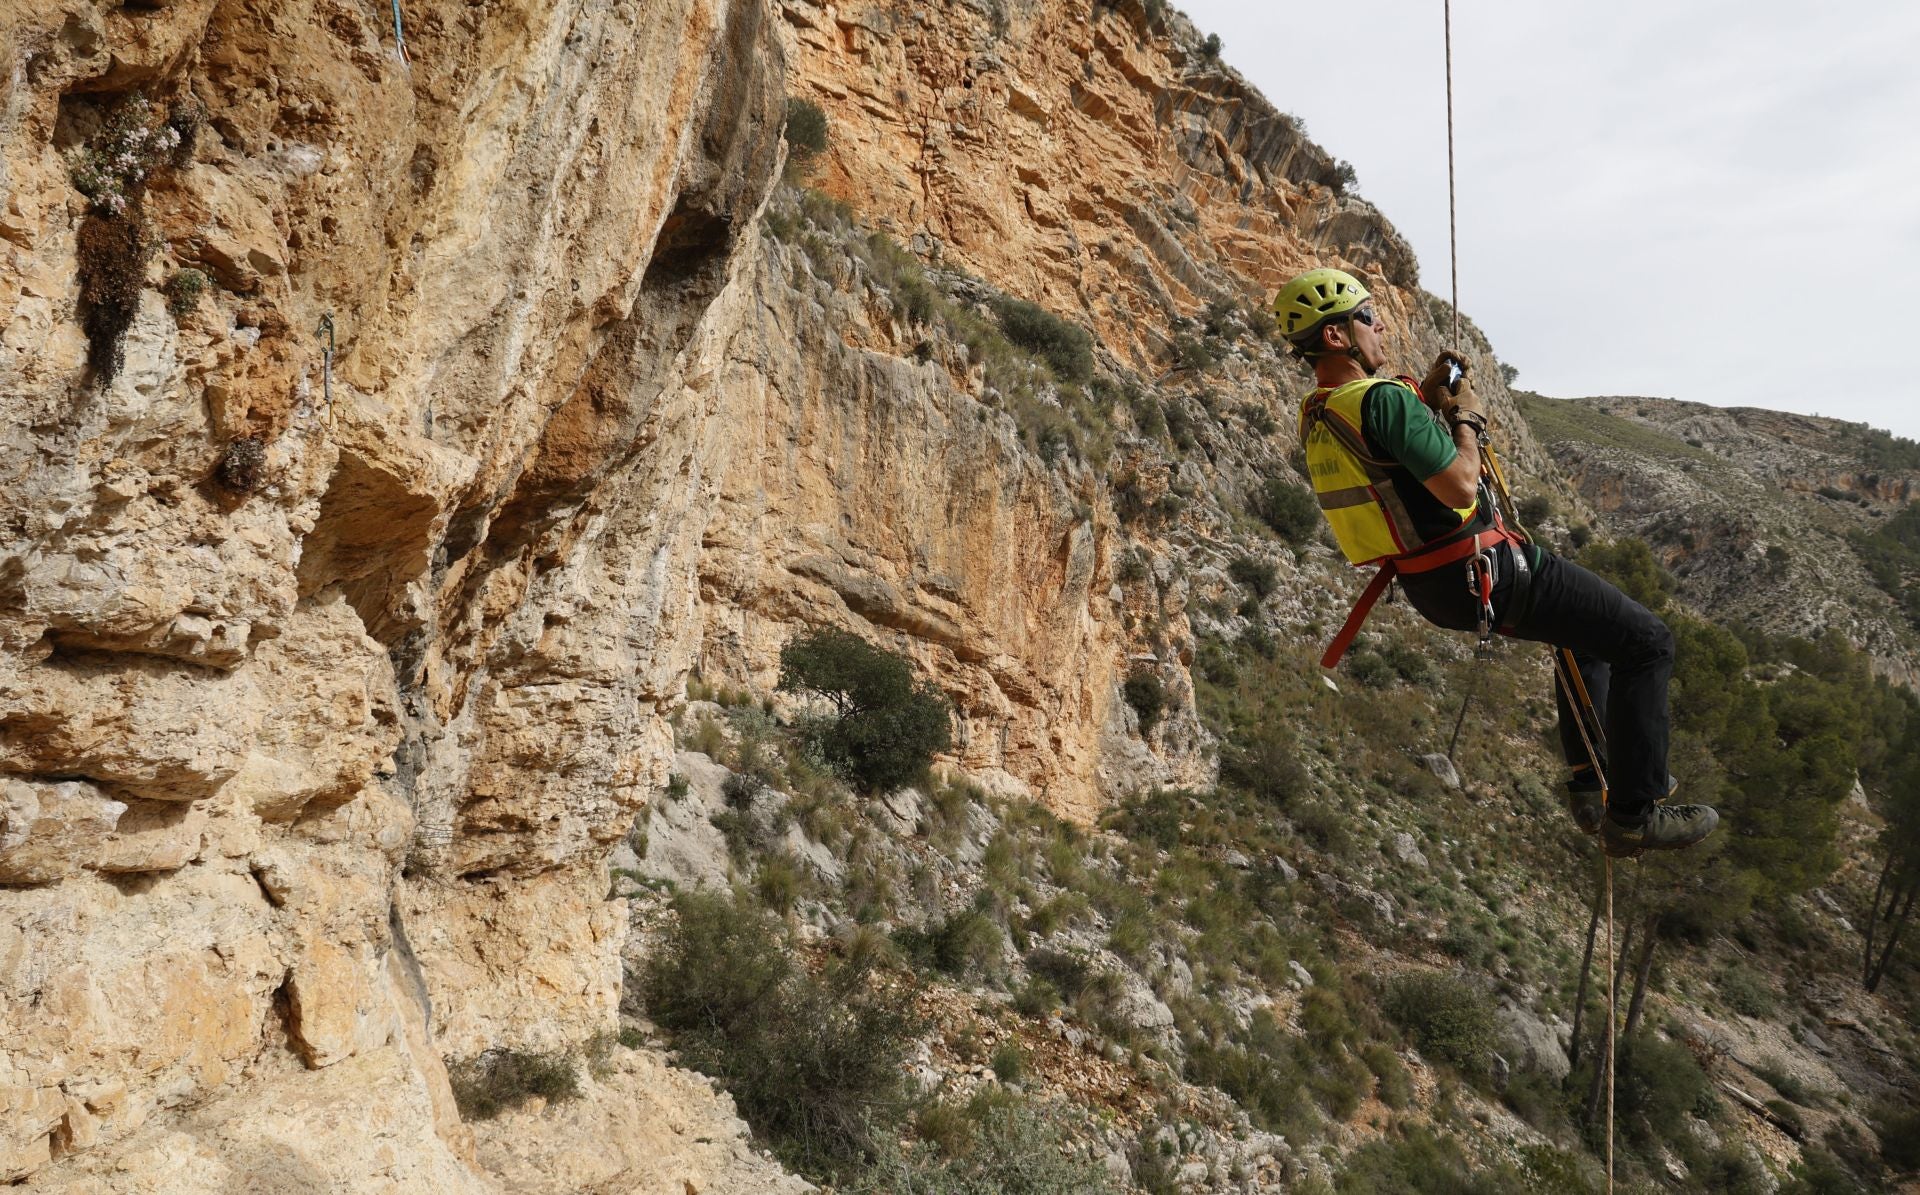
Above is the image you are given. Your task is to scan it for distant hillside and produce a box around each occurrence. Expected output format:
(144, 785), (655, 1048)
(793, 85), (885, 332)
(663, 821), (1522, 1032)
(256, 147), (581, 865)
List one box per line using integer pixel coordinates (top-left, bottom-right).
(1518, 393), (1920, 686)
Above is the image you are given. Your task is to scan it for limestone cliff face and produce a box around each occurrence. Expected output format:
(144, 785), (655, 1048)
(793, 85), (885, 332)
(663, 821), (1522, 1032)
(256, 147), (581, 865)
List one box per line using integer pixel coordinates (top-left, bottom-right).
(3, 0), (1556, 1186)
(3, 0), (792, 1185)
(774, 0), (1549, 476)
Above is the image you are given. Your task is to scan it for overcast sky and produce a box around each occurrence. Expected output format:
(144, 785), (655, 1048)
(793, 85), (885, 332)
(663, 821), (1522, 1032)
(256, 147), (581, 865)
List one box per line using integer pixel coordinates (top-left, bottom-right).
(1176, 0), (1920, 440)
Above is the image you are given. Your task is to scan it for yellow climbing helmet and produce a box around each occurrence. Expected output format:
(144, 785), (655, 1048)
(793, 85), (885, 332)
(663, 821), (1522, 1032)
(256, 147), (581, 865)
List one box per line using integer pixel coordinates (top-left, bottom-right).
(1274, 267), (1370, 344)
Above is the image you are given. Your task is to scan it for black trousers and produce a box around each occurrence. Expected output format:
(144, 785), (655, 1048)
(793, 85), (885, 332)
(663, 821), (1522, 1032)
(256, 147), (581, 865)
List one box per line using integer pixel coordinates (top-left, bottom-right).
(1398, 543), (1674, 819)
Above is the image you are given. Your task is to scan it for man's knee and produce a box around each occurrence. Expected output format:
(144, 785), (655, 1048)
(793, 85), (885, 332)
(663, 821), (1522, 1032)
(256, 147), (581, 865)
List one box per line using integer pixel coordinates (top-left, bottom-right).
(1628, 613), (1675, 667)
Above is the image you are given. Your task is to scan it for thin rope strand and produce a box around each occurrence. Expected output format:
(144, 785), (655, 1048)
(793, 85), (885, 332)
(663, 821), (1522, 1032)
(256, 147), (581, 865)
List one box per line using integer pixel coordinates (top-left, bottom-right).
(1444, 0), (1459, 346)
(1606, 856), (1616, 1194)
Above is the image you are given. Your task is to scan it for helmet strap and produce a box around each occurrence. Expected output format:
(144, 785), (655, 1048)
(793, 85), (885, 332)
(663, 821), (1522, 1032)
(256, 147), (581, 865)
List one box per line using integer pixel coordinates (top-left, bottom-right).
(1342, 316), (1377, 376)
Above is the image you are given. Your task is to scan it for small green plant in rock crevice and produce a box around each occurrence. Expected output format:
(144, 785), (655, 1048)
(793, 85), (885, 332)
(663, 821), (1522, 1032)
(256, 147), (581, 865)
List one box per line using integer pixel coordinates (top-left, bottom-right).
(165, 268), (207, 317)
(67, 92), (188, 384)
(446, 1049), (581, 1121)
(784, 96), (829, 180)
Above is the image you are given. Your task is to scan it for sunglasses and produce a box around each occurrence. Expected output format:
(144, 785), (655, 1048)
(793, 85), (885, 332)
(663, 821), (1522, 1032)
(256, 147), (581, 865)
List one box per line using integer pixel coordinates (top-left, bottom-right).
(1349, 306), (1380, 327)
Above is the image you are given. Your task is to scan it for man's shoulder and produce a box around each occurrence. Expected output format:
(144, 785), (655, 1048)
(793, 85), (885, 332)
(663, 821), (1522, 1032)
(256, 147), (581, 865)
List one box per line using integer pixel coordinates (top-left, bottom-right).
(1359, 377), (1427, 432)
(1363, 377), (1422, 406)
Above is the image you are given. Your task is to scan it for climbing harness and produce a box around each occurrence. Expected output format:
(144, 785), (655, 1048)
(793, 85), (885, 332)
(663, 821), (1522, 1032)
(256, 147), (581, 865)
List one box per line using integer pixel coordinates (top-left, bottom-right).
(315, 312), (336, 427)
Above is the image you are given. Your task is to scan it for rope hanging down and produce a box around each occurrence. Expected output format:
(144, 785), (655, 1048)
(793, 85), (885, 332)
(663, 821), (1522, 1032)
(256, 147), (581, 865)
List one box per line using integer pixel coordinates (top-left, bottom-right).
(1444, 5), (1614, 1185)
(1555, 649), (1618, 1195)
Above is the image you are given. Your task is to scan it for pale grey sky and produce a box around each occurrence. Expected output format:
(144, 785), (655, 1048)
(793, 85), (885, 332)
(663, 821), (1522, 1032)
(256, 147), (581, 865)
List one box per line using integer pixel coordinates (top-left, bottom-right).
(1176, 0), (1920, 440)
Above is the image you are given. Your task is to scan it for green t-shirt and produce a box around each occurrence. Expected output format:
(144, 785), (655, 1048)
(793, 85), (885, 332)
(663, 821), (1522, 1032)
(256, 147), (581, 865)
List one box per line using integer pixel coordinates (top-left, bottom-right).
(1359, 380), (1480, 544)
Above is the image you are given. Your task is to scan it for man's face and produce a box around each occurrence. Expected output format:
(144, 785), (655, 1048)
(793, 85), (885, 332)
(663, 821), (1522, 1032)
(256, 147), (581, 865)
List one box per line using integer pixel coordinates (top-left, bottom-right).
(1349, 303), (1387, 373)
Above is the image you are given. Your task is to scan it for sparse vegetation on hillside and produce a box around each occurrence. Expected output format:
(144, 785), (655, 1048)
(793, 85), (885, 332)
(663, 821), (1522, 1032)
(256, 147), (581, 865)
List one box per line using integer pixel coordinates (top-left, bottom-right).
(447, 1049), (581, 1120)
(763, 186), (1123, 468)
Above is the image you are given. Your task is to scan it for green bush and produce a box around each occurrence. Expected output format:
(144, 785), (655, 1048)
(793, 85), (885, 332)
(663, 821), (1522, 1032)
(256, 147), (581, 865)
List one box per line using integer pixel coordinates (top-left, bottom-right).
(1254, 478), (1321, 544)
(643, 889), (920, 1173)
(1614, 1035), (1715, 1147)
(1123, 668), (1166, 735)
(895, 909), (1004, 979)
(1170, 334), (1215, 372)
(1228, 555), (1278, 599)
(779, 629), (952, 794)
(785, 97), (829, 177)
(1162, 400), (1196, 451)
(1779, 1147), (1864, 1195)
(1334, 1125), (1512, 1194)
(1219, 720), (1310, 808)
(848, 1098), (1118, 1194)
(1360, 1041), (1412, 1108)
(165, 268), (207, 317)
(1874, 1100), (1920, 1170)
(1382, 971), (1497, 1075)
(447, 1049), (581, 1120)
(991, 1041), (1026, 1083)
(1183, 1011), (1322, 1141)
(1346, 649), (1395, 689)
(1238, 402), (1277, 435)
(991, 297), (1093, 384)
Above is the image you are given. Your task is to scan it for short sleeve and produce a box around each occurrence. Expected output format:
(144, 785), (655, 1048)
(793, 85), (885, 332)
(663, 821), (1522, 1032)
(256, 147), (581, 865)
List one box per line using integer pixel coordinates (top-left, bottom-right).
(1363, 381), (1457, 482)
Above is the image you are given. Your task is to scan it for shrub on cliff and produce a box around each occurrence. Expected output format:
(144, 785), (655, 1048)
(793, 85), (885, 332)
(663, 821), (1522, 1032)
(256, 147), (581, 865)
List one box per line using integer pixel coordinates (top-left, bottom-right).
(991, 297), (1093, 385)
(784, 97), (829, 179)
(645, 889), (921, 1174)
(1122, 667), (1165, 735)
(1253, 478), (1321, 545)
(446, 1049), (580, 1120)
(1382, 970), (1497, 1076)
(779, 628), (953, 794)
(847, 1096), (1119, 1194)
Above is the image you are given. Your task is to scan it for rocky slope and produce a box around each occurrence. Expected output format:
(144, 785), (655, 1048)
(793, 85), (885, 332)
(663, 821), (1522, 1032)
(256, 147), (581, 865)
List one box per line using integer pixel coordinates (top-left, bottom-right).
(1523, 392), (1920, 685)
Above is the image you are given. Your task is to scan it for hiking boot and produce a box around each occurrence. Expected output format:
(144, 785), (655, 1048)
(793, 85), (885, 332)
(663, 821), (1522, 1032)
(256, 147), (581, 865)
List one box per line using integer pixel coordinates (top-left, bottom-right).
(1564, 771), (1679, 837)
(1600, 803), (1719, 858)
(1565, 778), (1606, 836)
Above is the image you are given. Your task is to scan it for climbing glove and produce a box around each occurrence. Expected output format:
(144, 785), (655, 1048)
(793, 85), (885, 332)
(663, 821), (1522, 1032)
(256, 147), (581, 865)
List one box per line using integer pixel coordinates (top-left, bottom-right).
(1419, 351), (1467, 408)
(1443, 374), (1487, 437)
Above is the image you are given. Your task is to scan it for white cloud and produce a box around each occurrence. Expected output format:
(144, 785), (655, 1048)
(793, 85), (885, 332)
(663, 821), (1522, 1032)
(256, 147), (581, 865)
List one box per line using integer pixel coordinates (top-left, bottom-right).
(1176, 0), (1920, 437)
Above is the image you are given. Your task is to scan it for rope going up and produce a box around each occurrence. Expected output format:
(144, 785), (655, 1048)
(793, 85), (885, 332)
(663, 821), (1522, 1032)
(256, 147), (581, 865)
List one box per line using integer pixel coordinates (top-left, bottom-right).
(1444, 1), (1617, 1173)
(1444, 0), (1459, 347)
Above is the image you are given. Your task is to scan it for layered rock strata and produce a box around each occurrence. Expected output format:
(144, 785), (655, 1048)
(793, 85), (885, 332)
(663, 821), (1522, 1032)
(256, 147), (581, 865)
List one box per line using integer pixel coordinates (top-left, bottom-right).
(4, 0), (788, 1183)
(4, 0), (1557, 1186)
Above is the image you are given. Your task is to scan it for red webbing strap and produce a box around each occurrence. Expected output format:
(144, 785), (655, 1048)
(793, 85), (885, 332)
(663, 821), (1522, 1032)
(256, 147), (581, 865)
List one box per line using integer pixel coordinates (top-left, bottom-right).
(1321, 564), (1399, 668)
(1320, 526), (1528, 668)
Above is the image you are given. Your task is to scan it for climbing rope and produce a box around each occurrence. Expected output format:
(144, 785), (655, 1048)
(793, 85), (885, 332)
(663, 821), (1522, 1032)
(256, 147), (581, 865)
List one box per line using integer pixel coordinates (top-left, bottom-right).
(1443, 8), (1613, 1179)
(1605, 852), (1615, 1192)
(391, 0), (410, 65)
(1554, 648), (1616, 1194)
(1444, 0), (1459, 346)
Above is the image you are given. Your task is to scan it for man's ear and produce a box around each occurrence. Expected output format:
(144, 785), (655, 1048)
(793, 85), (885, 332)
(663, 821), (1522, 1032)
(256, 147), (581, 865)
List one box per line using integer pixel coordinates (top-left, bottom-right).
(1320, 322), (1349, 352)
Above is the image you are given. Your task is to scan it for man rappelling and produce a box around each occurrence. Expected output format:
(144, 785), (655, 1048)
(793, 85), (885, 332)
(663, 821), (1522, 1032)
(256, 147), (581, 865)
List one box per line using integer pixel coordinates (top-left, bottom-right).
(1276, 267), (1719, 857)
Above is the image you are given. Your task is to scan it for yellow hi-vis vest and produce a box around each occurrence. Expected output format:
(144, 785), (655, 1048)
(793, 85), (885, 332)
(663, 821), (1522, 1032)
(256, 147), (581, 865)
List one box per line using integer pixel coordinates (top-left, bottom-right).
(1298, 376), (1440, 566)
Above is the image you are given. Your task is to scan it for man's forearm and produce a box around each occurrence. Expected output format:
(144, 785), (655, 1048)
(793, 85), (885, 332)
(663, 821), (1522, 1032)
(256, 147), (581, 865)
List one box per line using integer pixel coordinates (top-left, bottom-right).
(1451, 422), (1482, 478)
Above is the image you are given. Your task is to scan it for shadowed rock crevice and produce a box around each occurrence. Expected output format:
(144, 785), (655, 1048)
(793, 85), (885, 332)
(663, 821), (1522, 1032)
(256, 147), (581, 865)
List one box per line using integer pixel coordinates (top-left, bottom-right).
(296, 451), (439, 646)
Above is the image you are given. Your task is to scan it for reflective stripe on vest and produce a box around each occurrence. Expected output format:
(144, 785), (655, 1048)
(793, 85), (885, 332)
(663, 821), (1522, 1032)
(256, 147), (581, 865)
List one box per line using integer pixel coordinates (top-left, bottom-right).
(1298, 378), (1438, 565)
